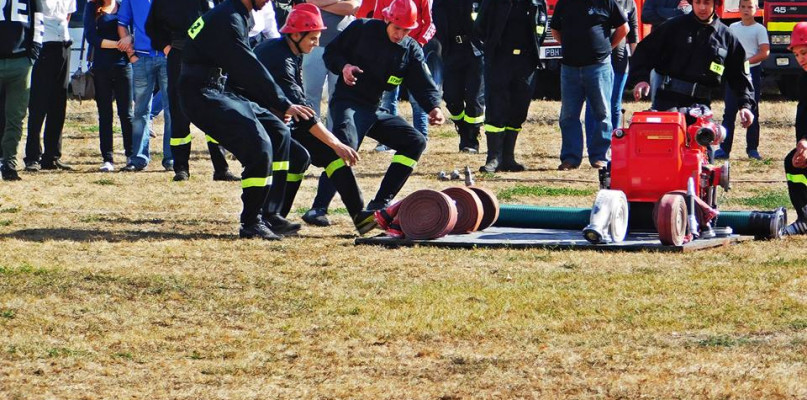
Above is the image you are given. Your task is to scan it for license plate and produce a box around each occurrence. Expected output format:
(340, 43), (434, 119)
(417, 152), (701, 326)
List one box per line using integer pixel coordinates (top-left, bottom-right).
(541, 46), (562, 59)
(776, 57), (790, 66)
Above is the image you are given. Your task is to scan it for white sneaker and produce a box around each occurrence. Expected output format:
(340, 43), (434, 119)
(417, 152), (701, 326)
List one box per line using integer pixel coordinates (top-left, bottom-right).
(100, 162), (115, 172)
(783, 220), (807, 236)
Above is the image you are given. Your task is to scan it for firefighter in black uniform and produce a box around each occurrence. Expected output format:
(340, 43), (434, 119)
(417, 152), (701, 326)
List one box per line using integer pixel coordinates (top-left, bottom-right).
(475, 0), (548, 173)
(253, 4), (360, 220)
(783, 22), (807, 235)
(433, 0), (484, 153)
(631, 0), (755, 123)
(145, 0), (239, 182)
(178, 0), (315, 240)
(321, 0), (445, 234)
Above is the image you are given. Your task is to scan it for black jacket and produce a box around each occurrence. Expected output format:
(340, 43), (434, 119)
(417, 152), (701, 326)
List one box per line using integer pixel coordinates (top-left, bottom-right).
(474, 0), (547, 58)
(0, 0), (41, 59)
(182, 0), (293, 113)
(641, 0), (687, 28)
(146, 0), (218, 52)
(433, 0), (483, 57)
(253, 38), (318, 131)
(630, 13), (754, 110)
(796, 72), (807, 143)
(323, 18), (441, 111)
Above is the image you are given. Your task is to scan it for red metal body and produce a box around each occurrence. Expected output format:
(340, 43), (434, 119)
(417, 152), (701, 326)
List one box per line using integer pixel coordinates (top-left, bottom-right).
(610, 111), (726, 206)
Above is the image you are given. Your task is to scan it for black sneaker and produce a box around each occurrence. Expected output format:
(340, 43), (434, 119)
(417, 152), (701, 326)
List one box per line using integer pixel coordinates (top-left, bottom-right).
(213, 170), (240, 181)
(24, 161), (41, 172)
(264, 213), (301, 235)
(239, 220), (282, 240)
(121, 163), (144, 172)
(41, 160), (73, 171)
(353, 210), (379, 235)
(784, 220), (807, 236)
(173, 170), (190, 181)
(301, 208), (330, 227)
(1, 165), (21, 181)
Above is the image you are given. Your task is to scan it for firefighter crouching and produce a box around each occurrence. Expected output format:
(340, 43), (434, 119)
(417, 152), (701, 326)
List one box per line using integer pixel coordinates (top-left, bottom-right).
(253, 4), (360, 222)
(320, 0), (445, 234)
(783, 21), (807, 236)
(433, 0), (485, 153)
(475, 0), (548, 172)
(631, 0), (755, 125)
(178, 0), (315, 240)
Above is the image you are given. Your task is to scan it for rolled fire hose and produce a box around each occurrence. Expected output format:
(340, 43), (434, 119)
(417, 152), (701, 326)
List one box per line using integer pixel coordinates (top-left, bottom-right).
(469, 186), (500, 230)
(398, 189), (458, 240)
(442, 186), (484, 234)
(583, 190), (629, 244)
(494, 204), (786, 239)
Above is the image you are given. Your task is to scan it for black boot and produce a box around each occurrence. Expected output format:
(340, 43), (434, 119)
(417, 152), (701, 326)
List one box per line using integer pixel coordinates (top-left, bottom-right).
(454, 120), (468, 152)
(479, 133), (503, 173)
(498, 132), (526, 172)
(464, 123), (481, 153)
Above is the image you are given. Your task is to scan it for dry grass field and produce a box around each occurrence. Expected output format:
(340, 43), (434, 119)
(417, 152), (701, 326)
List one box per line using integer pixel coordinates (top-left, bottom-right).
(1, 95), (806, 399)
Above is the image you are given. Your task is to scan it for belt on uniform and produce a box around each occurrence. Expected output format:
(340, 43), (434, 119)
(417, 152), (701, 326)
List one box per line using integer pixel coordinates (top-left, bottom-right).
(182, 64), (227, 91)
(659, 75), (712, 100)
(454, 34), (470, 44)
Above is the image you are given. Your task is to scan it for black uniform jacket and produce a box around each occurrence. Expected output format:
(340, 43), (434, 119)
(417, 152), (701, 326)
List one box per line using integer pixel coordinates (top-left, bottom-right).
(433, 0), (483, 56)
(182, 0), (293, 113)
(323, 18), (441, 111)
(474, 0), (548, 58)
(146, 0), (217, 51)
(254, 38), (318, 131)
(631, 12), (755, 110)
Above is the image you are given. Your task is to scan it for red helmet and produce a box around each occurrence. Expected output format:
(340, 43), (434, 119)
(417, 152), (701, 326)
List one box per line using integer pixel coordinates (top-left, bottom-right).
(790, 21), (807, 50)
(280, 3), (327, 34)
(382, 0), (419, 30)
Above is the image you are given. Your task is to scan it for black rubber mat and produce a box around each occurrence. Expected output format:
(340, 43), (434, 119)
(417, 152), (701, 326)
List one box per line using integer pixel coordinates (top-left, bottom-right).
(355, 227), (751, 252)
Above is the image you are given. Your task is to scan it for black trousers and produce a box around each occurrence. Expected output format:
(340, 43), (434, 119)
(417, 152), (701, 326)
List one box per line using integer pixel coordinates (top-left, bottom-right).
(297, 99), (426, 216)
(179, 76), (288, 224)
(167, 48), (230, 174)
(25, 41), (70, 165)
(443, 47), (484, 125)
(785, 148), (807, 221)
(93, 64), (134, 163)
(484, 52), (537, 132)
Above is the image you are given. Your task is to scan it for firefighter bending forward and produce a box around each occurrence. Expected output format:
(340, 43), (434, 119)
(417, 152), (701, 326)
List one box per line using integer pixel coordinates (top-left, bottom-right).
(322, 0), (445, 234)
(631, 0), (755, 125)
(178, 0), (315, 240)
(253, 4), (360, 225)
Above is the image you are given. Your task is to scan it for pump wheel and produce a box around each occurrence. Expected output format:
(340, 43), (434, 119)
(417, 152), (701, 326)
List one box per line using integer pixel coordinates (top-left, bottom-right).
(656, 193), (687, 246)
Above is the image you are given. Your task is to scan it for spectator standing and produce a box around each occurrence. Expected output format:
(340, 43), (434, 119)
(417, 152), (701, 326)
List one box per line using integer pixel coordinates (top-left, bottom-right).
(0, 0), (42, 181)
(84, 0), (134, 172)
(117, 0), (172, 171)
(551, 0), (628, 171)
(298, 0), (360, 227)
(433, 0), (484, 154)
(585, 0), (638, 133)
(24, 0), (75, 172)
(715, 0), (768, 160)
(249, 1), (280, 47)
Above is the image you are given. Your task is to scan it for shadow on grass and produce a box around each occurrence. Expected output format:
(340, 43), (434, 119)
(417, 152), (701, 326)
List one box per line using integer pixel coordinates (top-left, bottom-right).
(0, 228), (234, 242)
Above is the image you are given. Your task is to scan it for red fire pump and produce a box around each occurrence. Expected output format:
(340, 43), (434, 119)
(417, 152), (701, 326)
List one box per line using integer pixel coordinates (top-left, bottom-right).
(587, 105), (730, 246)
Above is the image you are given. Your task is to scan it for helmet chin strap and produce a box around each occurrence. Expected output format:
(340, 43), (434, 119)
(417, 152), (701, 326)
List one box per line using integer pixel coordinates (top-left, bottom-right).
(288, 32), (309, 54)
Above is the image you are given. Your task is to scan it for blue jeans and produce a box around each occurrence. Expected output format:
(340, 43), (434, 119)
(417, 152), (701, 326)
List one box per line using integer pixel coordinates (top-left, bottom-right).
(131, 55), (172, 169)
(302, 45), (338, 127)
(559, 60), (613, 165)
(721, 65), (761, 154)
(585, 70), (627, 135)
(382, 86), (428, 137)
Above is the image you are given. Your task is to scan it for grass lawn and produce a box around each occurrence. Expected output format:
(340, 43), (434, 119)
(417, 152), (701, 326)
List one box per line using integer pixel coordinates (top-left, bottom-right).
(0, 97), (805, 399)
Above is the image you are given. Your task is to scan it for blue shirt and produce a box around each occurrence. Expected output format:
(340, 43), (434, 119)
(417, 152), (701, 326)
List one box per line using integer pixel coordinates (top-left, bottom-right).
(117, 0), (161, 56)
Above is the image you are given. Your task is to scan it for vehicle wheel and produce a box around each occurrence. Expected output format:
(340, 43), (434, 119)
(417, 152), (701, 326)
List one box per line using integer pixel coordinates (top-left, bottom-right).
(656, 193), (687, 246)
